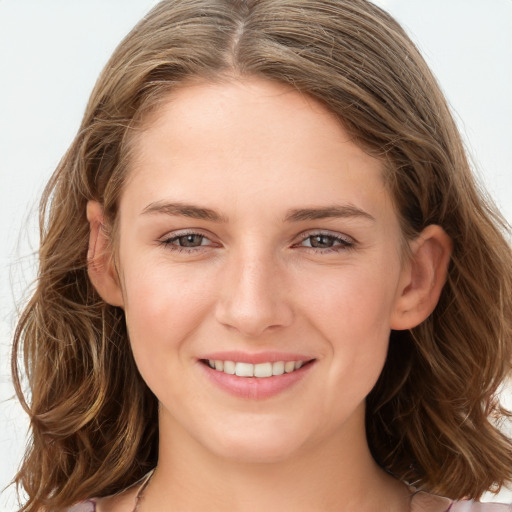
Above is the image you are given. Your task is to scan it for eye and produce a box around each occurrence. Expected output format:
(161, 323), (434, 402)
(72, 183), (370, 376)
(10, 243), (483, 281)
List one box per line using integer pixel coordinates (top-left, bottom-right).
(159, 231), (214, 253)
(297, 232), (355, 252)
(172, 234), (208, 247)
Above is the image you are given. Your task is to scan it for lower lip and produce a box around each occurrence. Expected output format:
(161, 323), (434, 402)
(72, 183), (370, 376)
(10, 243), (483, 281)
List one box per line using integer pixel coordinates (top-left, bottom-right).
(199, 361), (314, 400)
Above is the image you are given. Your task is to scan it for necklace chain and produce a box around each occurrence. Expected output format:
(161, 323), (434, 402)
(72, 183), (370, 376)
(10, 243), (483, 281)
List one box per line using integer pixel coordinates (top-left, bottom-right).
(131, 469), (155, 512)
(128, 470), (423, 512)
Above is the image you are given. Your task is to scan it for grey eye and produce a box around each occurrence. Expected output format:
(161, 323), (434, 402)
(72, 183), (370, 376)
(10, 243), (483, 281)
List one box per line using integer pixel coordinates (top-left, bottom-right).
(175, 234), (206, 247)
(307, 235), (337, 248)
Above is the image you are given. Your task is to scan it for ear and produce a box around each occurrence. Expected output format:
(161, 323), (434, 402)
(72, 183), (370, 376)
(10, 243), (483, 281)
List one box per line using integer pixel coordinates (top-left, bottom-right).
(390, 225), (453, 330)
(86, 201), (124, 307)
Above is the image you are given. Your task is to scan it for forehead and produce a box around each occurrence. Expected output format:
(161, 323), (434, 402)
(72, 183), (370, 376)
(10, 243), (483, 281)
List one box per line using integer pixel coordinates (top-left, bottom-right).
(132, 77), (349, 160)
(121, 77), (394, 225)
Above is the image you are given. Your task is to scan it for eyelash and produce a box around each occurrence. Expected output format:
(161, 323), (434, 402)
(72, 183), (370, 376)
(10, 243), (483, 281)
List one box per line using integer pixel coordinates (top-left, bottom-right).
(158, 230), (355, 254)
(297, 231), (355, 253)
(158, 231), (214, 254)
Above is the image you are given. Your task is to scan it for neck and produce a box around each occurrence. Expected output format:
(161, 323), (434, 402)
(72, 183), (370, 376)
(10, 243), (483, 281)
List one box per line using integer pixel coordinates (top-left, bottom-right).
(142, 409), (411, 512)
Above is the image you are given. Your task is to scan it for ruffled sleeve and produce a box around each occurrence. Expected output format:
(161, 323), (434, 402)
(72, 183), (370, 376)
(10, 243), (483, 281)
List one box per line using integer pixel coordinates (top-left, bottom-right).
(411, 491), (511, 511)
(450, 501), (512, 511)
(66, 500), (96, 512)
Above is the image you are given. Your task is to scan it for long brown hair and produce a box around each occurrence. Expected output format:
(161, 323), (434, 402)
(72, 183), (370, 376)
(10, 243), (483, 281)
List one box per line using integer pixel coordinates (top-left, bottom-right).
(12, 0), (512, 509)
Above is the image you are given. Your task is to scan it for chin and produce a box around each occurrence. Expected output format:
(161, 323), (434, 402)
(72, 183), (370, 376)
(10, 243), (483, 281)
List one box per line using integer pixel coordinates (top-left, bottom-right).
(215, 439), (303, 464)
(199, 420), (310, 464)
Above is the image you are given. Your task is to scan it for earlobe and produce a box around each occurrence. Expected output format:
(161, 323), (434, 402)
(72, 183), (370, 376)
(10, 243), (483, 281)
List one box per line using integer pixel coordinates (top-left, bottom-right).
(86, 201), (124, 307)
(390, 225), (453, 330)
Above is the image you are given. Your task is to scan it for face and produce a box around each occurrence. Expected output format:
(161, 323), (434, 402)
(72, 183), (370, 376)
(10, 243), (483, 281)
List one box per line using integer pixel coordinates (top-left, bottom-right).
(113, 78), (410, 463)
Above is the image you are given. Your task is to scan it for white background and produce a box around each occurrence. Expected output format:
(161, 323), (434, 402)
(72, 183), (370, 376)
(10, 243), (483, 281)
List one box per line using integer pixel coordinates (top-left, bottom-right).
(1, 1), (511, 509)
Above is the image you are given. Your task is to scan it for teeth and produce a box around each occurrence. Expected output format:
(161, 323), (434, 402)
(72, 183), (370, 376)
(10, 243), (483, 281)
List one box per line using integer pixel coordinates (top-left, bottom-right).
(206, 359), (307, 378)
(223, 360), (236, 375)
(273, 361), (285, 375)
(253, 362), (271, 377)
(284, 361), (295, 373)
(235, 362), (254, 377)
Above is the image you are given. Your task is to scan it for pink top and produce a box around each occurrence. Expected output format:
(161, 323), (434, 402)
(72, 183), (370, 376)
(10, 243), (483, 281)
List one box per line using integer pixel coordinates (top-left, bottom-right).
(67, 499), (512, 511)
(449, 504), (512, 511)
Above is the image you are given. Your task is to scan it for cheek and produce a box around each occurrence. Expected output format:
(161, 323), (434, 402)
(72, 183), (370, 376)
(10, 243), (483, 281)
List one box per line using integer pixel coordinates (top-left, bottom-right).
(297, 260), (401, 390)
(120, 257), (217, 361)
(301, 262), (400, 340)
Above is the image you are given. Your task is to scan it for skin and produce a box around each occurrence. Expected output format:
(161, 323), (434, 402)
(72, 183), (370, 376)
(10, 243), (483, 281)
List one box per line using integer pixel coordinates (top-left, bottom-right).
(88, 77), (452, 512)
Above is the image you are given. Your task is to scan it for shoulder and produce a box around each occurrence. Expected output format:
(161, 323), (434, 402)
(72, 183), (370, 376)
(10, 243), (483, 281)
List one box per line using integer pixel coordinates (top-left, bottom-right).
(67, 501), (96, 512)
(411, 492), (511, 512)
(450, 501), (512, 511)
(67, 484), (140, 512)
(66, 471), (150, 512)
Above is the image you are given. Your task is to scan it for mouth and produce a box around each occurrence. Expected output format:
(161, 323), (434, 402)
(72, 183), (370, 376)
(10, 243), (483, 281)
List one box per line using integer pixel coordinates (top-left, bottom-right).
(198, 351), (316, 399)
(199, 356), (316, 399)
(200, 359), (312, 377)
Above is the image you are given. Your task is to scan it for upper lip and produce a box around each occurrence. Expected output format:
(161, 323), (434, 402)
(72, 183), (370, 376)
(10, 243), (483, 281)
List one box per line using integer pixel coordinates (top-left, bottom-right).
(199, 351), (314, 364)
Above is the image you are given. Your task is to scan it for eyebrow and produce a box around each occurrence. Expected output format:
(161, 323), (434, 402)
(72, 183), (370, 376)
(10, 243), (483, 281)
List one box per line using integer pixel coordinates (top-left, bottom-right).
(141, 201), (375, 223)
(141, 201), (229, 222)
(283, 205), (375, 223)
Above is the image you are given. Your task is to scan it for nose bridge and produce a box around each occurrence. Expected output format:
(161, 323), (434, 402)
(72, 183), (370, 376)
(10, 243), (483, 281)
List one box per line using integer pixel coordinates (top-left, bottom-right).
(215, 242), (293, 337)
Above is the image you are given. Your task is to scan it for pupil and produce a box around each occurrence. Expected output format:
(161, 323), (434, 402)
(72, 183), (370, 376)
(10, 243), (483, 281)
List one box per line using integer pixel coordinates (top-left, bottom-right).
(311, 235), (333, 248)
(180, 234), (202, 247)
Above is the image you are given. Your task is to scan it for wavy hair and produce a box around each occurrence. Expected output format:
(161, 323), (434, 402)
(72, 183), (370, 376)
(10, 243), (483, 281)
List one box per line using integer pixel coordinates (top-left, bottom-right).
(12, 0), (512, 509)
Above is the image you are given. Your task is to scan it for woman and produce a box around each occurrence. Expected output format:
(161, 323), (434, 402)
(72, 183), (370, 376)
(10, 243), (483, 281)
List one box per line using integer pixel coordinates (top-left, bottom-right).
(12, 0), (512, 510)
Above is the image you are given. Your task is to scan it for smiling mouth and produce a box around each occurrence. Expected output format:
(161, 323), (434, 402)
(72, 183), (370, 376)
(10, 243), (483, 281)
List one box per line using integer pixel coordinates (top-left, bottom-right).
(201, 359), (314, 378)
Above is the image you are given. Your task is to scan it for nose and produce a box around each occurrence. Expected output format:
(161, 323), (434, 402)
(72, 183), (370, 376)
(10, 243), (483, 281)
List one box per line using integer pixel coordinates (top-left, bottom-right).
(215, 250), (294, 338)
